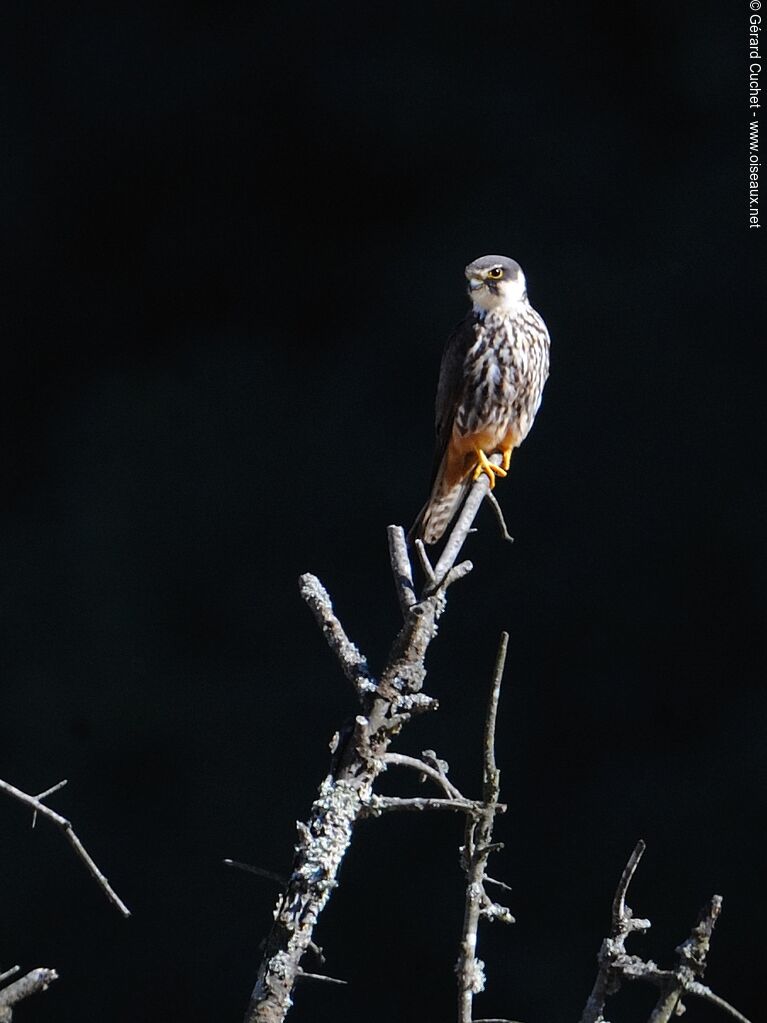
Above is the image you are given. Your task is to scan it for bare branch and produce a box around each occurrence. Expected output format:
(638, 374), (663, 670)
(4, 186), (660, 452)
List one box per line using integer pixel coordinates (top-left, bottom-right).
(685, 982), (753, 1023)
(298, 573), (375, 697)
(444, 559), (474, 589)
(295, 969), (347, 986)
(0, 968), (58, 1021)
(387, 525), (416, 616)
(365, 794), (489, 816)
(0, 970), (19, 987)
(413, 538), (436, 586)
(580, 851), (750, 1023)
(483, 632), (506, 799)
(484, 876), (513, 894)
(612, 838), (647, 933)
(579, 841), (650, 1023)
(431, 455), (501, 590)
(0, 776), (130, 918)
(382, 752), (464, 799)
(647, 895), (733, 1023)
(31, 779), (68, 828)
(456, 632), (511, 1023)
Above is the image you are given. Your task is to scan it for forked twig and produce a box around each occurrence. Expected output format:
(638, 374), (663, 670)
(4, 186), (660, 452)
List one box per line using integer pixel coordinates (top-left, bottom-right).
(579, 843), (751, 1023)
(0, 777), (130, 918)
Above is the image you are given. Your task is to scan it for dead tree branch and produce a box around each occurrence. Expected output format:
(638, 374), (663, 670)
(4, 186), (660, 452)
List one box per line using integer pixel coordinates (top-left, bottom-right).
(430, 458), (496, 590)
(0, 776), (130, 918)
(579, 842), (751, 1023)
(382, 751), (464, 799)
(0, 967), (58, 1022)
(456, 632), (515, 1023)
(242, 469), (496, 1023)
(241, 445), (749, 1023)
(364, 794), (493, 816)
(484, 491), (514, 544)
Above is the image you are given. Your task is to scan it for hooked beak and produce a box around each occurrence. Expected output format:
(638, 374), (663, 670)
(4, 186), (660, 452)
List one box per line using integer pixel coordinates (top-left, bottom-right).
(467, 276), (484, 292)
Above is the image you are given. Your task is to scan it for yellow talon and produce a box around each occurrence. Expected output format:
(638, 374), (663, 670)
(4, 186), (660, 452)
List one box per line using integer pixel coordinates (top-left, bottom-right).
(471, 449), (507, 489)
(501, 448), (512, 472)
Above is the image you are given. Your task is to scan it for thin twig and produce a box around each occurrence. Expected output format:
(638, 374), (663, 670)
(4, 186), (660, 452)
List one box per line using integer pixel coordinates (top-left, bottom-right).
(382, 752), (464, 799)
(485, 491), (514, 543)
(612, 838), (646, 932)
(484, 876), (513, 893)
(295, 970), (347, 986)
(413, 538), (436, 586)
(223, 860), (287, 885)
(456, 632), (512, 1023)
(483, 633), (506, 796)
(685, 982), (753, 1023)
(31, 779), (68, 828)
(0, 777), (130, 918)
(0, 969), (19, 988)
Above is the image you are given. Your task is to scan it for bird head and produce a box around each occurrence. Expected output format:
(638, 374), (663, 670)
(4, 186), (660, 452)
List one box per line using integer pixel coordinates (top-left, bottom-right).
(465, 255), (527, 314)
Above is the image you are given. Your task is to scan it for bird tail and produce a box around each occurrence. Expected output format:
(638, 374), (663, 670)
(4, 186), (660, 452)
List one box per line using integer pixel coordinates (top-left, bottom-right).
(409, 451), (472, 545)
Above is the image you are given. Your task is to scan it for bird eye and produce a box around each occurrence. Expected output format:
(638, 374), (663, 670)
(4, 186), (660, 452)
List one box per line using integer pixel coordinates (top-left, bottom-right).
(486, 267), (503, 279)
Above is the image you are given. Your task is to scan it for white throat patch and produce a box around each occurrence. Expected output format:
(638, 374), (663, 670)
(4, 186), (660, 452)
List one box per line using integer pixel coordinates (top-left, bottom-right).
(470, 271), (528, 315)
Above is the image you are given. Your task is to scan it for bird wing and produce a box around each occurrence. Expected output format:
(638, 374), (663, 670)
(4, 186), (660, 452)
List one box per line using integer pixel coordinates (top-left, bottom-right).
(430, 311), (477, 480)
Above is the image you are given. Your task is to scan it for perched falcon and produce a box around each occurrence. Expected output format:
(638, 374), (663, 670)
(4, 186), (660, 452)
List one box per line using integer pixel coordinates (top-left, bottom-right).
(411, 255), (550, 544)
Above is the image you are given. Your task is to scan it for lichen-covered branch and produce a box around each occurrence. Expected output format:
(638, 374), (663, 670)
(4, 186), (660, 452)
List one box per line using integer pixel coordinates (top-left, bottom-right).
(297, 575), (374, 697)
(0, 967), (58, 1022)
(243, 472), (494, 1023)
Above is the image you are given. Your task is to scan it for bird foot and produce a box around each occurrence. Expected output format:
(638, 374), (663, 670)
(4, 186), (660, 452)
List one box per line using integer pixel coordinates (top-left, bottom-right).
(471, 449), (507, 489)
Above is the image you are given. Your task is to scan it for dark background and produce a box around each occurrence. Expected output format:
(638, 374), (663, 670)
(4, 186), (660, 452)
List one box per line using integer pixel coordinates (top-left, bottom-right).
(1, 3), (763, 1021)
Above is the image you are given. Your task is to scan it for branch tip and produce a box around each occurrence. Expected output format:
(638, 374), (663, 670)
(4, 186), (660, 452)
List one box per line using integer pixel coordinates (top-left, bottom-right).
(612, 839), (646, 930)
(387, 525), (417, 615)
(485, 490), (514, 542)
